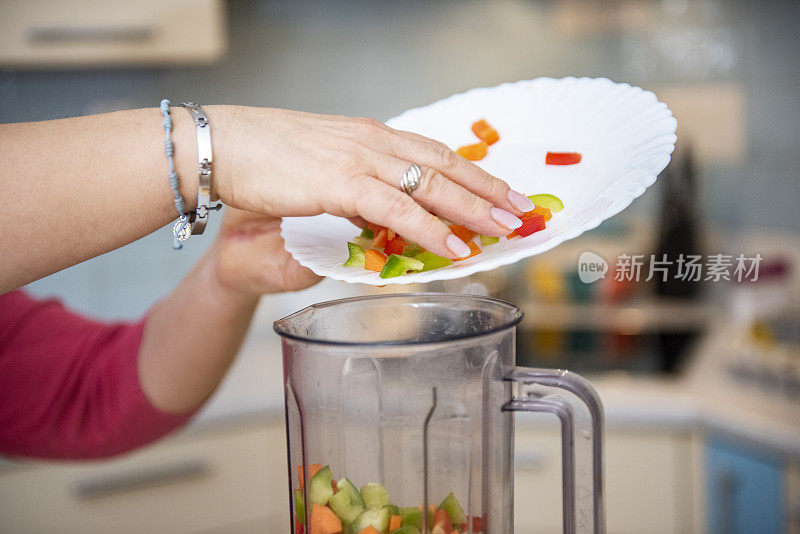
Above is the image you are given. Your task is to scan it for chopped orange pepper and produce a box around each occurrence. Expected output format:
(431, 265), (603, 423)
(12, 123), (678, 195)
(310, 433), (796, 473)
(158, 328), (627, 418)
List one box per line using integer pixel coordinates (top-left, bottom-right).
(364, 249), (387, 271)
(457, 141), (488, 161)
(448, 224), (476, 244)
(526, 205), (552, 222)
(471, 119), (500, 145)
(372, 227), (389, 248)
(389, 515), (402, 530)
(298, 463), (322, 489)
(358, 527), (379, 534)
(454, 240), (481, 261)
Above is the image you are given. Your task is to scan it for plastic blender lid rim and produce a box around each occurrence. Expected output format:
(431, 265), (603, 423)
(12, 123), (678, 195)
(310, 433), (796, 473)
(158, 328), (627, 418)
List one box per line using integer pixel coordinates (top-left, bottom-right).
(272, 292), (524, 347)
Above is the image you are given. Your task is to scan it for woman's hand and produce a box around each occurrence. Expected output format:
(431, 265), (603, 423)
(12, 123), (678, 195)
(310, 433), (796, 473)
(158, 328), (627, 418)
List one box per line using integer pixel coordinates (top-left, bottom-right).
(211, 107), (534, 259)
(212, 207), (322, 296)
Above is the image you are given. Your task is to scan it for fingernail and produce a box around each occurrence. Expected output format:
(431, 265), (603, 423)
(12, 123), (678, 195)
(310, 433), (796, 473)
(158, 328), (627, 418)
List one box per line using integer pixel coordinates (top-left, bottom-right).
(507, 190), (535, 212)
(446, 234), (472, 258)
(490, 207), (523, 230)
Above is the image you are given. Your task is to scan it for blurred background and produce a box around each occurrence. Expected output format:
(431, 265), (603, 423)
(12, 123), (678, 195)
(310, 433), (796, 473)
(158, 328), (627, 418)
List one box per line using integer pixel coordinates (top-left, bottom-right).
(1, 0), (798, 532)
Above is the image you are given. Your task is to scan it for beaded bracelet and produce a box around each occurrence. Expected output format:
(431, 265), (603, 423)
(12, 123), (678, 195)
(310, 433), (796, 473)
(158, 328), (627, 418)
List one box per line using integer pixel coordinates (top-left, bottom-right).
(160, 99), (190, 250)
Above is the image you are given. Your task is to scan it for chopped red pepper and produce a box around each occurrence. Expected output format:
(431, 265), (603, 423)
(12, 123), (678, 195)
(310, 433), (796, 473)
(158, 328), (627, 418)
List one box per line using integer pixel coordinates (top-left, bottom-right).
(545, 151), (582, 165)
(294, 517), (304, 534)
(526, 205), (552, 222)
(384, 236), (407, 256)
(507, 213), (546, 238)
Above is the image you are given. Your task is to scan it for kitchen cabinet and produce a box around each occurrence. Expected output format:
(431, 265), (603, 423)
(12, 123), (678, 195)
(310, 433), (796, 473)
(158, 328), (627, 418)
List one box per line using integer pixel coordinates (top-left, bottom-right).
(0, 0), (226, 69)
(0, 418), (288, 534)
(705, 437), (785, 534)
(514, 425), (698, 534)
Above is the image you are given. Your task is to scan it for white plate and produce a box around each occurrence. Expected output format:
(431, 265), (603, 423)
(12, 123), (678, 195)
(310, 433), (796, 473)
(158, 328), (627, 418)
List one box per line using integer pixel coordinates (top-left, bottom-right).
(281, 77), (677, 285)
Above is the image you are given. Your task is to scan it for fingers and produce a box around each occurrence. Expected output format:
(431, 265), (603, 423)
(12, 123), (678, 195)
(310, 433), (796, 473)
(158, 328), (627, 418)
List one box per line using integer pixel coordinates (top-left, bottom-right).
(389, 129), (534, 214)
(371, 155), (522, 237)
(346, 176), (471, 259)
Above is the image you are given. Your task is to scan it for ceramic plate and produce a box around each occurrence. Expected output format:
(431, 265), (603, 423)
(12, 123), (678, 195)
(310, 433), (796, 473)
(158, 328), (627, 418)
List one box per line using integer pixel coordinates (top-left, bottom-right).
(281, 77), (677, 285)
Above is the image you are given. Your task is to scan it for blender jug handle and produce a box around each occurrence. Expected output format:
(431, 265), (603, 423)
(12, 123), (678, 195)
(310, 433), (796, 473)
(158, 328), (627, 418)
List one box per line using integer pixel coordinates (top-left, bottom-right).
(503, 368), (605, 534)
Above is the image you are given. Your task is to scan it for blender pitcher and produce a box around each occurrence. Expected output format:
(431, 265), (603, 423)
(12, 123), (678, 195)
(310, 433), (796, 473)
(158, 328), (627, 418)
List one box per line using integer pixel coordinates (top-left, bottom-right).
(274, 293), (604, 534)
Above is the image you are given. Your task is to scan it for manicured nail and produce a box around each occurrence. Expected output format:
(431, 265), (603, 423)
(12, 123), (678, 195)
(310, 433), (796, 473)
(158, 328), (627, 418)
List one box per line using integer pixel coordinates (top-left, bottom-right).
(447, 234), (472, 258)
(491, 207), (523, 230)
(507, 190), (535, 212)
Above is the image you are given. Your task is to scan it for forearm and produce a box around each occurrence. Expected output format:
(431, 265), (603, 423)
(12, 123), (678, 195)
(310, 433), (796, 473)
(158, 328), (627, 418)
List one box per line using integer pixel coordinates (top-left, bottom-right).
(0, 105), (237, 293)
(137, 245), (259, 414)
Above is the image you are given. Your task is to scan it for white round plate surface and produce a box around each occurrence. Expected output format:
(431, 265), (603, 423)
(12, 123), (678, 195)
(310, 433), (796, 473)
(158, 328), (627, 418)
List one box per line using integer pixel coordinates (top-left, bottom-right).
(281, 77), (677, 285)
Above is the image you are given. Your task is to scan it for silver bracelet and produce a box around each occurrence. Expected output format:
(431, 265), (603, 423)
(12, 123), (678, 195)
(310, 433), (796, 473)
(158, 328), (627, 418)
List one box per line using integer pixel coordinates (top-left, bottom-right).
(175, 101), (221, 242)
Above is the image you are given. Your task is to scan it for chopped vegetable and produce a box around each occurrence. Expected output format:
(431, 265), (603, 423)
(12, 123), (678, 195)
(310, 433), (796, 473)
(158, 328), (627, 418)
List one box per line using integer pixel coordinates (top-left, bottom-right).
(294, 488), (306, 525)
(351, 507), (390, 533)
(372, 228), (389, 248)
(415, 251), (453, 272)
(545, 151), (582, 165)
(384, 236), (408, 256)
(352, 236), (374, 250)
(399, 507), (423, 529)
(364, 250), (388, 272)
(438, 492), (466, 525)
(390, 527), (420, 534)
(529, 205), (552, 222)
(309, 503), (342, 534)
(359, 228), (374, 239)
(309, 466), (335, 506)
(359, 527), (379, 534)
(479, 234), (500, 246)
(401, 243), (424, 257)
(360, 482), (390, 510)
(448, 225), (476, 244)
(456, 141), (488, 161)
(299, 464), (322, 490)
(389, 515), (402, 530)
(330, 478), (366, 526)
(431, 509), (453, 532)
(343, 242), (365, 267)
(379, 254), (424, 279)
(527, 193), (564, 212)
(507, 213), (546, 238)
(453, 240), (481, 261)
(471, 119), (500, 145)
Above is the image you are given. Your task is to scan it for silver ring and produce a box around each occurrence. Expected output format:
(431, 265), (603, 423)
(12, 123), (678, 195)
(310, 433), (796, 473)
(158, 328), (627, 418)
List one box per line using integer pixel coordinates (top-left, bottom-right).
(400, 163), (423, 195)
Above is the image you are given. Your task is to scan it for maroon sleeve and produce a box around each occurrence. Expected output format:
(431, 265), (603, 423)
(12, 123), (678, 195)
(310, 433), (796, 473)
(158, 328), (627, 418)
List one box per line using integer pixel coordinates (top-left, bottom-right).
(0, 290), (195, 459)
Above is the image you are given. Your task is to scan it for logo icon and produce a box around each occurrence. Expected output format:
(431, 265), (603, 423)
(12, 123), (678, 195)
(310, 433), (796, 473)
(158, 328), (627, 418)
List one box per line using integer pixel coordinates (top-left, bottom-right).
(578, 251), (608, 283)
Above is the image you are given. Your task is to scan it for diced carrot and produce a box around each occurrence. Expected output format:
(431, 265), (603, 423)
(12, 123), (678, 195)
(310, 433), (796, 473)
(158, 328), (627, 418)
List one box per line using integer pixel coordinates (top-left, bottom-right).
(471, 119), (500, 145)
(545, 151), (582, 165)
(526, 205), (552, 222)
(457, 141), (488, 161)
(298, 464), (322, 489)
(389, 515), (402, 530)
(358, 527), (379, 534)
(372, 228), (389, 248)
(364, 249), (387, 272)
(453, 240), (481, 261)
(309, 504), (342, 534)
(448, 224), (476, 244)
